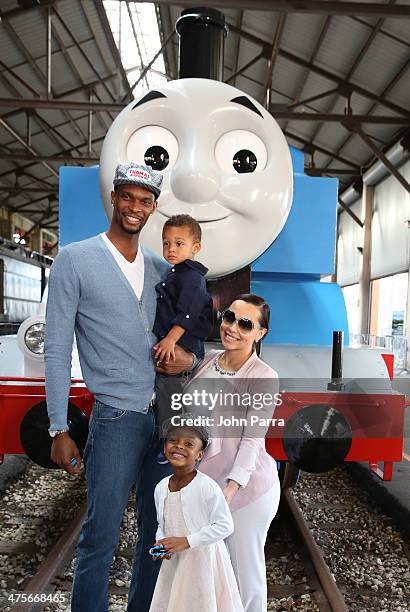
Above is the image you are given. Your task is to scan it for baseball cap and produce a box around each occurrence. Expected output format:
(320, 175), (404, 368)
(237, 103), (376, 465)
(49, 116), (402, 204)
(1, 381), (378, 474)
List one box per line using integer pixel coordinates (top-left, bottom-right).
(113, 162), (163, 199)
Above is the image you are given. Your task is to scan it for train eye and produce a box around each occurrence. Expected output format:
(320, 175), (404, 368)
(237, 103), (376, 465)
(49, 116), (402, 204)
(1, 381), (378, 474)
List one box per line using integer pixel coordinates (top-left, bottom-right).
(126, 126), (178, 171)
(215, 130), (267, 174)
(233, 149), (257, 173)
(144, 145), (169, 170)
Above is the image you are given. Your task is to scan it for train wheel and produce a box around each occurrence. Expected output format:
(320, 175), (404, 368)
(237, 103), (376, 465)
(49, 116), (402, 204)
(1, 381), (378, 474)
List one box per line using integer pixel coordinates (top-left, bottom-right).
(20, 400), (89, 469)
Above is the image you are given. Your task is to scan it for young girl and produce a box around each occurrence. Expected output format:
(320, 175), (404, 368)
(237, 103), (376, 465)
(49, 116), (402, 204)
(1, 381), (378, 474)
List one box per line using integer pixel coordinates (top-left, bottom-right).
(149, 418), (244, 612)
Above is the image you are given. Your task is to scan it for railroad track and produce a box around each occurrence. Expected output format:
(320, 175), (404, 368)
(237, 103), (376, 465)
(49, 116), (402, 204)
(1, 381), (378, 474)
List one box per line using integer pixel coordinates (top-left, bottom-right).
(0, 465), (135, 612)
(267, 467), (410, 611)
(1, 464), (409, 611)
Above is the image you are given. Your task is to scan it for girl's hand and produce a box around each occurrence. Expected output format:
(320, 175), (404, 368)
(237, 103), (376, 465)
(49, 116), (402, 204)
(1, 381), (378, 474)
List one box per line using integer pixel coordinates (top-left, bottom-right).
(223, 480), (240, 506)
(157, 536), (190, 554)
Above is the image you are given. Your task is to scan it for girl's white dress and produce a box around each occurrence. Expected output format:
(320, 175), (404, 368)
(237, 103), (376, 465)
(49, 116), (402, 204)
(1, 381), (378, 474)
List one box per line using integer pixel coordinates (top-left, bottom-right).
(149, 488), (244, 612)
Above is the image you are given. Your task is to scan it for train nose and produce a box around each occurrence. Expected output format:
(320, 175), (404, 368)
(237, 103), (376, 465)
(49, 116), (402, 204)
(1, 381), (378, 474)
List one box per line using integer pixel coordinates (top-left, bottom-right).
(170, 162), (220, 204)
(282, 404), (352, 473)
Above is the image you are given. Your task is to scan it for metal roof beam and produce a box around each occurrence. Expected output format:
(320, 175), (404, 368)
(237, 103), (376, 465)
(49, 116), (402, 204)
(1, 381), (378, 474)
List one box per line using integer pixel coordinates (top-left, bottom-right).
(51, 4), (117, 105)
(323, 57), (410, 173)
(0, 98), (124, 113)
(228, 23), (410, 118)
(263, 13), (287, 108)
(307, 7), (390, 145)
(338, 197), (364, 227)
(306, 168), (361, 176)
(0, 187), (58, 194)
(94, 0), (133, 102)
(123, 30), (175, 101)
(350, 126), (410, 194)
(275, 112), (410, 124)
(0, 8), (90, 145)
(0, 153), (98, 164)
(283, 15), (332, 131)
(137, 1), (410, 18)
(9, 194), (57, 212)
(284, 129), (360, 168)
(5, 0), (410, 18)
(0, 136), (105, 181)
(155, 4), (177, 80)
(225, 52), (265, 85)
(0, 118), (58, 177)
(6, 97), (408, 125)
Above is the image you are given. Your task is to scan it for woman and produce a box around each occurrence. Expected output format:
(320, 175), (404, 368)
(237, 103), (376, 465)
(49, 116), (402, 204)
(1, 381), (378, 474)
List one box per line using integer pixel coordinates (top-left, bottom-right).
(188, 293), (280, 612)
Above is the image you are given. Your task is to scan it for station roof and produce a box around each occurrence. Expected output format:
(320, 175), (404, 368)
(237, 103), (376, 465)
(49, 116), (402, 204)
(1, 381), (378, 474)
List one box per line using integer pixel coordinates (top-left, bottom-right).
(0, 0), (409, 238)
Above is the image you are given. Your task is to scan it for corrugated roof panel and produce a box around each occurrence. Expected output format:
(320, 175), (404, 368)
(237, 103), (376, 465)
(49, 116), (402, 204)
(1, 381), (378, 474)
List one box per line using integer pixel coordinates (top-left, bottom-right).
(370, 16), (410, 46)
(5, 8), (50, 61)
(0, 28), (29, 68)
(342, 134), (375, 163)
(352, 34), (409, 96)
(53, 0), (93, 48)
(385, 73), (410, 111)
(235, 74), (262, 102)
(315, 16), (372, 77)
(281, 14), (330, 58)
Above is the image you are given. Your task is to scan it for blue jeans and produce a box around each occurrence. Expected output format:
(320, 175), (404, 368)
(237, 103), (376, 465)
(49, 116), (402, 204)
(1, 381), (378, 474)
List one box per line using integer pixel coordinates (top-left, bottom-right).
(71, 400), (172, 612)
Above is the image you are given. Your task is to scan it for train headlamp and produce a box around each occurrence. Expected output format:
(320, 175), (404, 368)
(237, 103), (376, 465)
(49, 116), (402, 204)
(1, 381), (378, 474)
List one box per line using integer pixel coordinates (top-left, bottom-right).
(17, 314), (46, 364)
(24, 322), (45, 355)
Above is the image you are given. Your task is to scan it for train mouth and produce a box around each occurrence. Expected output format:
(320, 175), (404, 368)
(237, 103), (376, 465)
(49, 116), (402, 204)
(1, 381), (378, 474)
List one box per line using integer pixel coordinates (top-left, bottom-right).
(157, 200), (232, 223)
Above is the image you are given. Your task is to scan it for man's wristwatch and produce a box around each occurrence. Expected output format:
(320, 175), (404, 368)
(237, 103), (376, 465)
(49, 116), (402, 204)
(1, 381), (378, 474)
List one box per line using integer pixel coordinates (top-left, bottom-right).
(49, 428), (69, 438)
(190, 353), (200, 371)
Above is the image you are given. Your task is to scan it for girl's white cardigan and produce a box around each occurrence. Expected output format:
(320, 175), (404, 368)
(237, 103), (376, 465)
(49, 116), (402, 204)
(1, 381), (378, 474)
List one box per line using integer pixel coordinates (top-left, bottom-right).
(154, 471), (233, 549)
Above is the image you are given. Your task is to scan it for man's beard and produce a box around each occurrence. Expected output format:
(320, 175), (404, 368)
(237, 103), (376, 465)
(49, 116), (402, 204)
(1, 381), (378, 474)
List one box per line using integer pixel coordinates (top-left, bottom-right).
(120, 220), (141, 235)
(114, 207), (143, 234)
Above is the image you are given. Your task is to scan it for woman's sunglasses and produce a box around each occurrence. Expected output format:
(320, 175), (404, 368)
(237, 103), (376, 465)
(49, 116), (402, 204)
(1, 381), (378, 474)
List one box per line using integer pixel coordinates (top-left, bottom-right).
(220, 309), (261, 333)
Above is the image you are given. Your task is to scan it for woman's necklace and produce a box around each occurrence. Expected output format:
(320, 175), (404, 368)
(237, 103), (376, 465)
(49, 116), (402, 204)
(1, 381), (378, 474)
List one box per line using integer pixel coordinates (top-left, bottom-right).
(213, 354), (237, 376)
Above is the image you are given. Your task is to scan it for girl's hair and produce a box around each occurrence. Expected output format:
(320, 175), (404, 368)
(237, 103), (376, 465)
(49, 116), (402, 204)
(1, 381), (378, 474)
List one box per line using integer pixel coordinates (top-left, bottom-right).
(233, 294), (270, 355)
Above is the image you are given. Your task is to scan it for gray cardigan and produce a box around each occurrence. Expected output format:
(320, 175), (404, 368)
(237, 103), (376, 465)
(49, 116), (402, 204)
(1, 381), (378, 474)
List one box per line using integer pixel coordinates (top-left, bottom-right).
(45, 235), (169, 430)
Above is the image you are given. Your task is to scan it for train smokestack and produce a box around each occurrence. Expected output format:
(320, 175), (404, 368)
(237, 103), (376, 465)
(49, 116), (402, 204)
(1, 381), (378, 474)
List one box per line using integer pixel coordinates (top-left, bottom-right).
(328, 331), (345, 391)
(176, 7), (228, 80)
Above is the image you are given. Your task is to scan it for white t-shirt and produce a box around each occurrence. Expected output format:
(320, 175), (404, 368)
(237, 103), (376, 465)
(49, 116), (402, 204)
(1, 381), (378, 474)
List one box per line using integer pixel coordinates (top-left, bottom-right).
(101, 232), (144, 300)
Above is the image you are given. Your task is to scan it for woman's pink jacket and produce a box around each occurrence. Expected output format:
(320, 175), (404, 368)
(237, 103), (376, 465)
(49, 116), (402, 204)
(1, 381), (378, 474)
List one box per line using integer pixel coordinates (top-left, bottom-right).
(189, 349), (280, 512)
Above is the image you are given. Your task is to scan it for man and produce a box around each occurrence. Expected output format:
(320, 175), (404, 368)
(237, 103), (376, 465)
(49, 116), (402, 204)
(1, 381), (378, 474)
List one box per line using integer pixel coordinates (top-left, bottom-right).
(45, 162), (196, 612)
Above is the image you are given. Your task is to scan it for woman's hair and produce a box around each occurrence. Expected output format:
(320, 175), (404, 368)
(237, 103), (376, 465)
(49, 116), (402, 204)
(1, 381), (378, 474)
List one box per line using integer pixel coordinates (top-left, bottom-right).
(233, 294), (270, 356)
(234, 293), (270, 334)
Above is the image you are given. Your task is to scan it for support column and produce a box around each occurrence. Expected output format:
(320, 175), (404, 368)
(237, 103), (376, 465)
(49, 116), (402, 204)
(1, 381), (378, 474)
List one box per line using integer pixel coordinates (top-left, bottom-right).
(46, 6), (52, 99)
(359, 184), (374, 334)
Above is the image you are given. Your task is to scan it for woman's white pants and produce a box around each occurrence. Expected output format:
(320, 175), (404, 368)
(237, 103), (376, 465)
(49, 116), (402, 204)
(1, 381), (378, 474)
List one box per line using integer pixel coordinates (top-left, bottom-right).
(226, 484), (280, 612)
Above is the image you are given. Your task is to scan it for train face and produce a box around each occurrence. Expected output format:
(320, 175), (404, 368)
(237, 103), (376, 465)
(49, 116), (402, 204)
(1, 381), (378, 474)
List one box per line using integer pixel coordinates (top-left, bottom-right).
(0, 76), (406, 482)
(99, 78), (293, 279)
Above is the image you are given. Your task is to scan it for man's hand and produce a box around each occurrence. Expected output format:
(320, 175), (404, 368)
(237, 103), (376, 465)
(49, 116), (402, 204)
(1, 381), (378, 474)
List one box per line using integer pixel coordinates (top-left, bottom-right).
(50, 433), (82, 475)
(154, 337), (176, 363)
(155, 345), (194, 375)
(156, 537), (190, 554)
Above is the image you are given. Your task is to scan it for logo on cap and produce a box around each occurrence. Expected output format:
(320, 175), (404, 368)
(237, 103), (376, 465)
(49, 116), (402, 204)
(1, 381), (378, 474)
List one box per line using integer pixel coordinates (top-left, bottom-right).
(128, 169), (151, 180)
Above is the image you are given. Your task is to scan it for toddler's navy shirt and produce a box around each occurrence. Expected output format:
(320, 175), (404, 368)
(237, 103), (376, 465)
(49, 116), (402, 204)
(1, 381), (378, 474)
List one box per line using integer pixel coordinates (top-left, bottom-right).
(153, 260), (213, 359)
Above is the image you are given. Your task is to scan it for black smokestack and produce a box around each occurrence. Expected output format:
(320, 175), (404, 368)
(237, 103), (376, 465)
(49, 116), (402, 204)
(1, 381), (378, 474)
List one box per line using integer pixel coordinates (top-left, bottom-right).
(176, 7), (228, 80)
